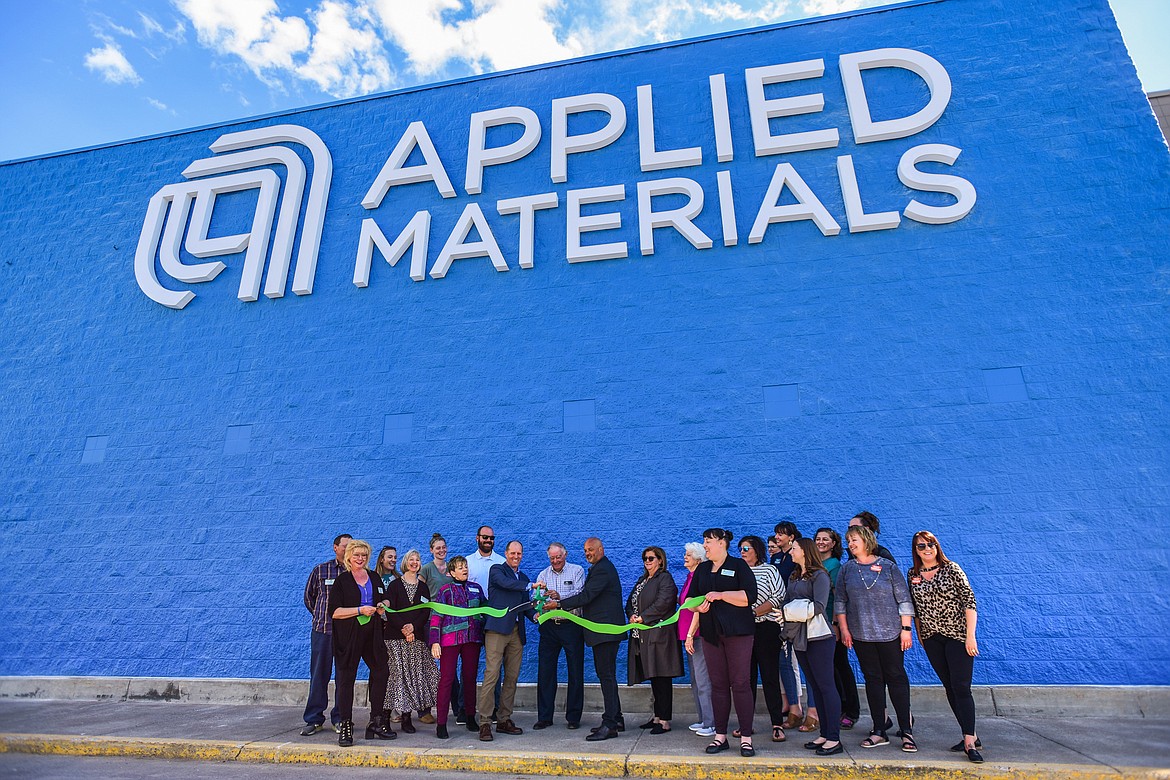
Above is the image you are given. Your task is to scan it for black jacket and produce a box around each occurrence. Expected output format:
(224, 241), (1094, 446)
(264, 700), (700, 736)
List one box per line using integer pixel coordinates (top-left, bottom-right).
(689, 557), (758, 645)
(559, 554), (624, 647)
(327, 569), (388, 660)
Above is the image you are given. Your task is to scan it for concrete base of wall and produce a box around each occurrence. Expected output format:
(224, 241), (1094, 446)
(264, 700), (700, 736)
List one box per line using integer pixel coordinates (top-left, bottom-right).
(1, 677), (1166, 718)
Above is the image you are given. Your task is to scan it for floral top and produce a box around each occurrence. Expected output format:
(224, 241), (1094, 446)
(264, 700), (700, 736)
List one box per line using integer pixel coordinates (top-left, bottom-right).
(907, 561), (978, 642)
(428, 580), (486, 647)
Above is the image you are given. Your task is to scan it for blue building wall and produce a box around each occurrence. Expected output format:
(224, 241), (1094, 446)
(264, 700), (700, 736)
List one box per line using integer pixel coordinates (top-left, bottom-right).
(0, 0), (1167, 686)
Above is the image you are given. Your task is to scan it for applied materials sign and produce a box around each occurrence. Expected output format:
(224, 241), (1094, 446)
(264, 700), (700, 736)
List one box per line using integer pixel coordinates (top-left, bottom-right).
(135, 45), (975, 310)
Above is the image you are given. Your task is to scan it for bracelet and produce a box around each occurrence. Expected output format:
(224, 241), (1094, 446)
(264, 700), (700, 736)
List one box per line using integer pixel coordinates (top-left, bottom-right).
(901, 626), (912, 631)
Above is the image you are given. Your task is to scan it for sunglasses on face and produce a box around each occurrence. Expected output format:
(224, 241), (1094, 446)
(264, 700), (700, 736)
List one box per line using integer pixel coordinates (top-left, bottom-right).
(480, 535), (495, 540)
(915, 541), (937, 551)
(643, 555), (658, 562)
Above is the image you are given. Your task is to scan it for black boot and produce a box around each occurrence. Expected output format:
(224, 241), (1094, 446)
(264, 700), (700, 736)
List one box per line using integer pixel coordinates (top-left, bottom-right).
(365, 715), (397, 740)
(436, 724), (449, 739)
(338, 720), (354, 747)
(466, 715), (479, 732)
(400, 713), (416, 734)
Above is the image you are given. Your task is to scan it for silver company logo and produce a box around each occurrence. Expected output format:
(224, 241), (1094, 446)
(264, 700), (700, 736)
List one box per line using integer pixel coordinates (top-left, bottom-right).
(134, 124), (332, 309)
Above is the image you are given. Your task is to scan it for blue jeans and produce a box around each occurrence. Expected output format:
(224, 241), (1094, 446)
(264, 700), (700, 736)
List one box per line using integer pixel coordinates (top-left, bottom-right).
(303, 630), (339, 726)
(778, 641), (801, 713)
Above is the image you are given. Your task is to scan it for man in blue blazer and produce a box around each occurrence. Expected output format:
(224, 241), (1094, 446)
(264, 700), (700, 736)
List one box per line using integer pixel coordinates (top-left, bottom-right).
(478, 540), (536, 741)
(549, 537), (625, 741)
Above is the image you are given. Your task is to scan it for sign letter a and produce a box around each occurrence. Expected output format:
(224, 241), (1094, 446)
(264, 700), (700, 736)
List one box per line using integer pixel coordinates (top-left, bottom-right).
(362, 121), (457, 209)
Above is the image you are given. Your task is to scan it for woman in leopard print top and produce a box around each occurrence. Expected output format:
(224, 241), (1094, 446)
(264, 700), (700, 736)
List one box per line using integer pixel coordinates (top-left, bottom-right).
(907, 531), (982, 763)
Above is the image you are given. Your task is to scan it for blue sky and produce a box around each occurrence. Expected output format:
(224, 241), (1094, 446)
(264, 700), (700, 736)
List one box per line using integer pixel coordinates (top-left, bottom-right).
(2, 0), (1167, 162)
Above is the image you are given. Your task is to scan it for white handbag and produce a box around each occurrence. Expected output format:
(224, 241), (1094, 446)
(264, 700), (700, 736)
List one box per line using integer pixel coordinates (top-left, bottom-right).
(783, 598), (815, 623)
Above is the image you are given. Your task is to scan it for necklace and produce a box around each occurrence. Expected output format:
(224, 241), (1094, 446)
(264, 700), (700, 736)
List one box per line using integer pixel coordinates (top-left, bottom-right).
(857, 561), (884, 590)
(920, 564), (940, 573)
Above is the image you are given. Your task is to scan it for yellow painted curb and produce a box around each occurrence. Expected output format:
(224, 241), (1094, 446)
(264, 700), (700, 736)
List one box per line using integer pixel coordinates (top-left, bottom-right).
(2, 734), (1168, 780)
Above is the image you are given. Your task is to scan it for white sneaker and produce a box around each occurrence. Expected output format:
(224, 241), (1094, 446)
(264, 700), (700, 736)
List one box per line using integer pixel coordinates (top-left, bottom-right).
(695, 726), (716, 737)
(688, 722), (705, 732)
(331, 722), (341, 733)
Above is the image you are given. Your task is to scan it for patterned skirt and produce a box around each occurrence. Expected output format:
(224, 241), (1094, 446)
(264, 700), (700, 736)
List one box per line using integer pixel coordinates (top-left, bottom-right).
(384, 638), (439, 713)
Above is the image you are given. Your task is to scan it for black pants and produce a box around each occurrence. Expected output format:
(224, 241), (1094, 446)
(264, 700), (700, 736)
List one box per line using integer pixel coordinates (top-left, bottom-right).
(704, 634), (755, 737)
(852, 639), (912, 736)
(537, 620), (585, 724)
(923, 634), (976, 736)
(834, 637), (860, 719)
(748, 621), (786, 727)
(591, 640), (623, 729)
(796, 638), (841, 742)
(333, 623), (389, 723)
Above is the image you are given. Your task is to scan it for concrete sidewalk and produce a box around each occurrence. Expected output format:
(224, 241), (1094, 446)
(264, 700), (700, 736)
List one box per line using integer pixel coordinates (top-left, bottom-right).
(1, 697), (1168, 779)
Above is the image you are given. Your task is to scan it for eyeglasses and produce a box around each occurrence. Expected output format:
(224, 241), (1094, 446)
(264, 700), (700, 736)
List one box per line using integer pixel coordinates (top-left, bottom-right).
(643, 555), (658, 562)
(479, 535), (495, 540)
(915, 542), (937, 551)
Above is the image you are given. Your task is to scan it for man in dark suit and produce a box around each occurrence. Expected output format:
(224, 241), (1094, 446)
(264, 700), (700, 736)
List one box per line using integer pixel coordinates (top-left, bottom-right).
(548, 537), (624, 741)
(478, 540), (536, 741)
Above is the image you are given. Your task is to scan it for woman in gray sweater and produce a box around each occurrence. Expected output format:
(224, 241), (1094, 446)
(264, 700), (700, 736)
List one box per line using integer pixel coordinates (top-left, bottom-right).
(835, 526), (917, 753)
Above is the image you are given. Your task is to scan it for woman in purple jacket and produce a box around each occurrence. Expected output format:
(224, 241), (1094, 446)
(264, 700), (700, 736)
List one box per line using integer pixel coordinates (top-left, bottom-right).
(427, 556), (486, 739)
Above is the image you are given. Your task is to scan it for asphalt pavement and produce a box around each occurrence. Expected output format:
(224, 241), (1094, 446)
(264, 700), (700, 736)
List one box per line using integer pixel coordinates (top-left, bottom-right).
(1, 696), (1168, 779)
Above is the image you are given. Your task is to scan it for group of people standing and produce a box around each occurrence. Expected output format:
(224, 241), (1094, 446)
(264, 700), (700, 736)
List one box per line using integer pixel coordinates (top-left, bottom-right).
(300, 512), (982, 764)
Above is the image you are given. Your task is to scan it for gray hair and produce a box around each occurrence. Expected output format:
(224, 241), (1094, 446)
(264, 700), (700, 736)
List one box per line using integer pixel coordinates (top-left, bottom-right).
(684, 541), (706, 561)
(547, 542), (567, 554)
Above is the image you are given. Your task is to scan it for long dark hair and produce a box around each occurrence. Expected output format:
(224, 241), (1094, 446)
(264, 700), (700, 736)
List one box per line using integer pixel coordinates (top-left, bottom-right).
(814, 527), (843, 560)
(739, 535), (767, 566)
(790, 538), (827, 581)
(908, 530), (952, 577)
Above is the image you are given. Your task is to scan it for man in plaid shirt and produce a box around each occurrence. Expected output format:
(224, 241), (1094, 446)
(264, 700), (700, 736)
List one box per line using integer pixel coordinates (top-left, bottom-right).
(300, 533), (352, 736)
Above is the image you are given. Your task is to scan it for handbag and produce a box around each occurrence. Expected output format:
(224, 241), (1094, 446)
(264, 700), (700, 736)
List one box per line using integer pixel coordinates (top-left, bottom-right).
(807, 612), (834, 640)
(783, 598), (815, 623)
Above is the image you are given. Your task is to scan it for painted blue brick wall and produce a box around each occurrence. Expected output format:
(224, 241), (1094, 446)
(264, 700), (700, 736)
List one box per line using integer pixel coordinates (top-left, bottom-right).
(0, 0), (1167, 687)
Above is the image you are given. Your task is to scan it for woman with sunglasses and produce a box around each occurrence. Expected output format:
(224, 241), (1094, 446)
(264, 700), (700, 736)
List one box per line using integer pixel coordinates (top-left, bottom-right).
(835, 525), (916, 753)
(815, 527), (860, 731)
(907, 531), (982, 763)
(786, 538), (842, 756)
(627, 545), (683, 734)
(739, 535), (788, 744)
(684, 528), (758, 757)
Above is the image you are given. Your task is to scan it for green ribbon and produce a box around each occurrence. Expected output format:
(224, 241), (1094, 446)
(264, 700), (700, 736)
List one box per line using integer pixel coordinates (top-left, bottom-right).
(378, 595), (709, 636)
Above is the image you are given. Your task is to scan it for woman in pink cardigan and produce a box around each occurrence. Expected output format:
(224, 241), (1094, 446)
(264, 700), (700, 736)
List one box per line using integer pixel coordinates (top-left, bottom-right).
(679, 541), (715, 737)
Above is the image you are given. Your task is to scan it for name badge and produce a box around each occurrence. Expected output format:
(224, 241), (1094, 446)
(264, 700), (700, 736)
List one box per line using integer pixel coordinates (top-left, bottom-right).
(910, 576), (922, 585)
(720, 568), (735, 577)
(565, 581), (573, 586)
(325, 579), (335, 585)
(870, 565), (882, 572)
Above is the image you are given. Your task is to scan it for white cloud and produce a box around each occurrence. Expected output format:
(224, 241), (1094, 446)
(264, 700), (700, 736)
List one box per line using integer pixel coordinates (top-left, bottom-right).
(84, 43), (142, 85)
(296, 1), (394, 96)
(176, 0), (312, 84)
(147, 97), (177, 114)
(139, 12), (187, 43)
(176, 0), (393, 96)
(371, 0), (583, 77)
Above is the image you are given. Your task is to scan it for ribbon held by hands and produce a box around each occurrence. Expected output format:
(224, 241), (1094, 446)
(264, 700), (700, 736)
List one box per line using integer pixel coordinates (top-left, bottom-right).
(379, 595), (709, 636)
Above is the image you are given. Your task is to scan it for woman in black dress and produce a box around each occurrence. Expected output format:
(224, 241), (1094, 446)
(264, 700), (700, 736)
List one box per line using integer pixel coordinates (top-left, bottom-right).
(327, 539), (395, 746)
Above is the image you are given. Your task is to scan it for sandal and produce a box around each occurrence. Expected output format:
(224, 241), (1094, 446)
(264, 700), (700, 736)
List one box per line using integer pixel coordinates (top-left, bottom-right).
(860, 732), (889, 748)
(740, 740), (755, 757)
(732, 728), (741, 738)
(705, 739), (730, 754)
(772, 725), (786, 743)
(782, 712), (802, 730)
(798, 717), (820, 733)
(839, 716), (856, 730)
(901, 734), (918, 753)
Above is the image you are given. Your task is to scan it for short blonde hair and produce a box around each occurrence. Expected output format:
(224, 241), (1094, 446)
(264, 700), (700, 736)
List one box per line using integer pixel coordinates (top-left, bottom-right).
(845, 526), (877, 555)
(401, 549), (422, 571)
(344, 539), (373, 571)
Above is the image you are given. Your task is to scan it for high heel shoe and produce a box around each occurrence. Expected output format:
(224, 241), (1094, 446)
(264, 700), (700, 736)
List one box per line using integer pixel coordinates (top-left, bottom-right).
(338, 720), (354, 747)
(365, 715), (396, 740)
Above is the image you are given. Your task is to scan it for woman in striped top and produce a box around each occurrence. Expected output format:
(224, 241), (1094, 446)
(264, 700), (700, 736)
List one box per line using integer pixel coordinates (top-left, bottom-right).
(740, 535), (788, 744)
